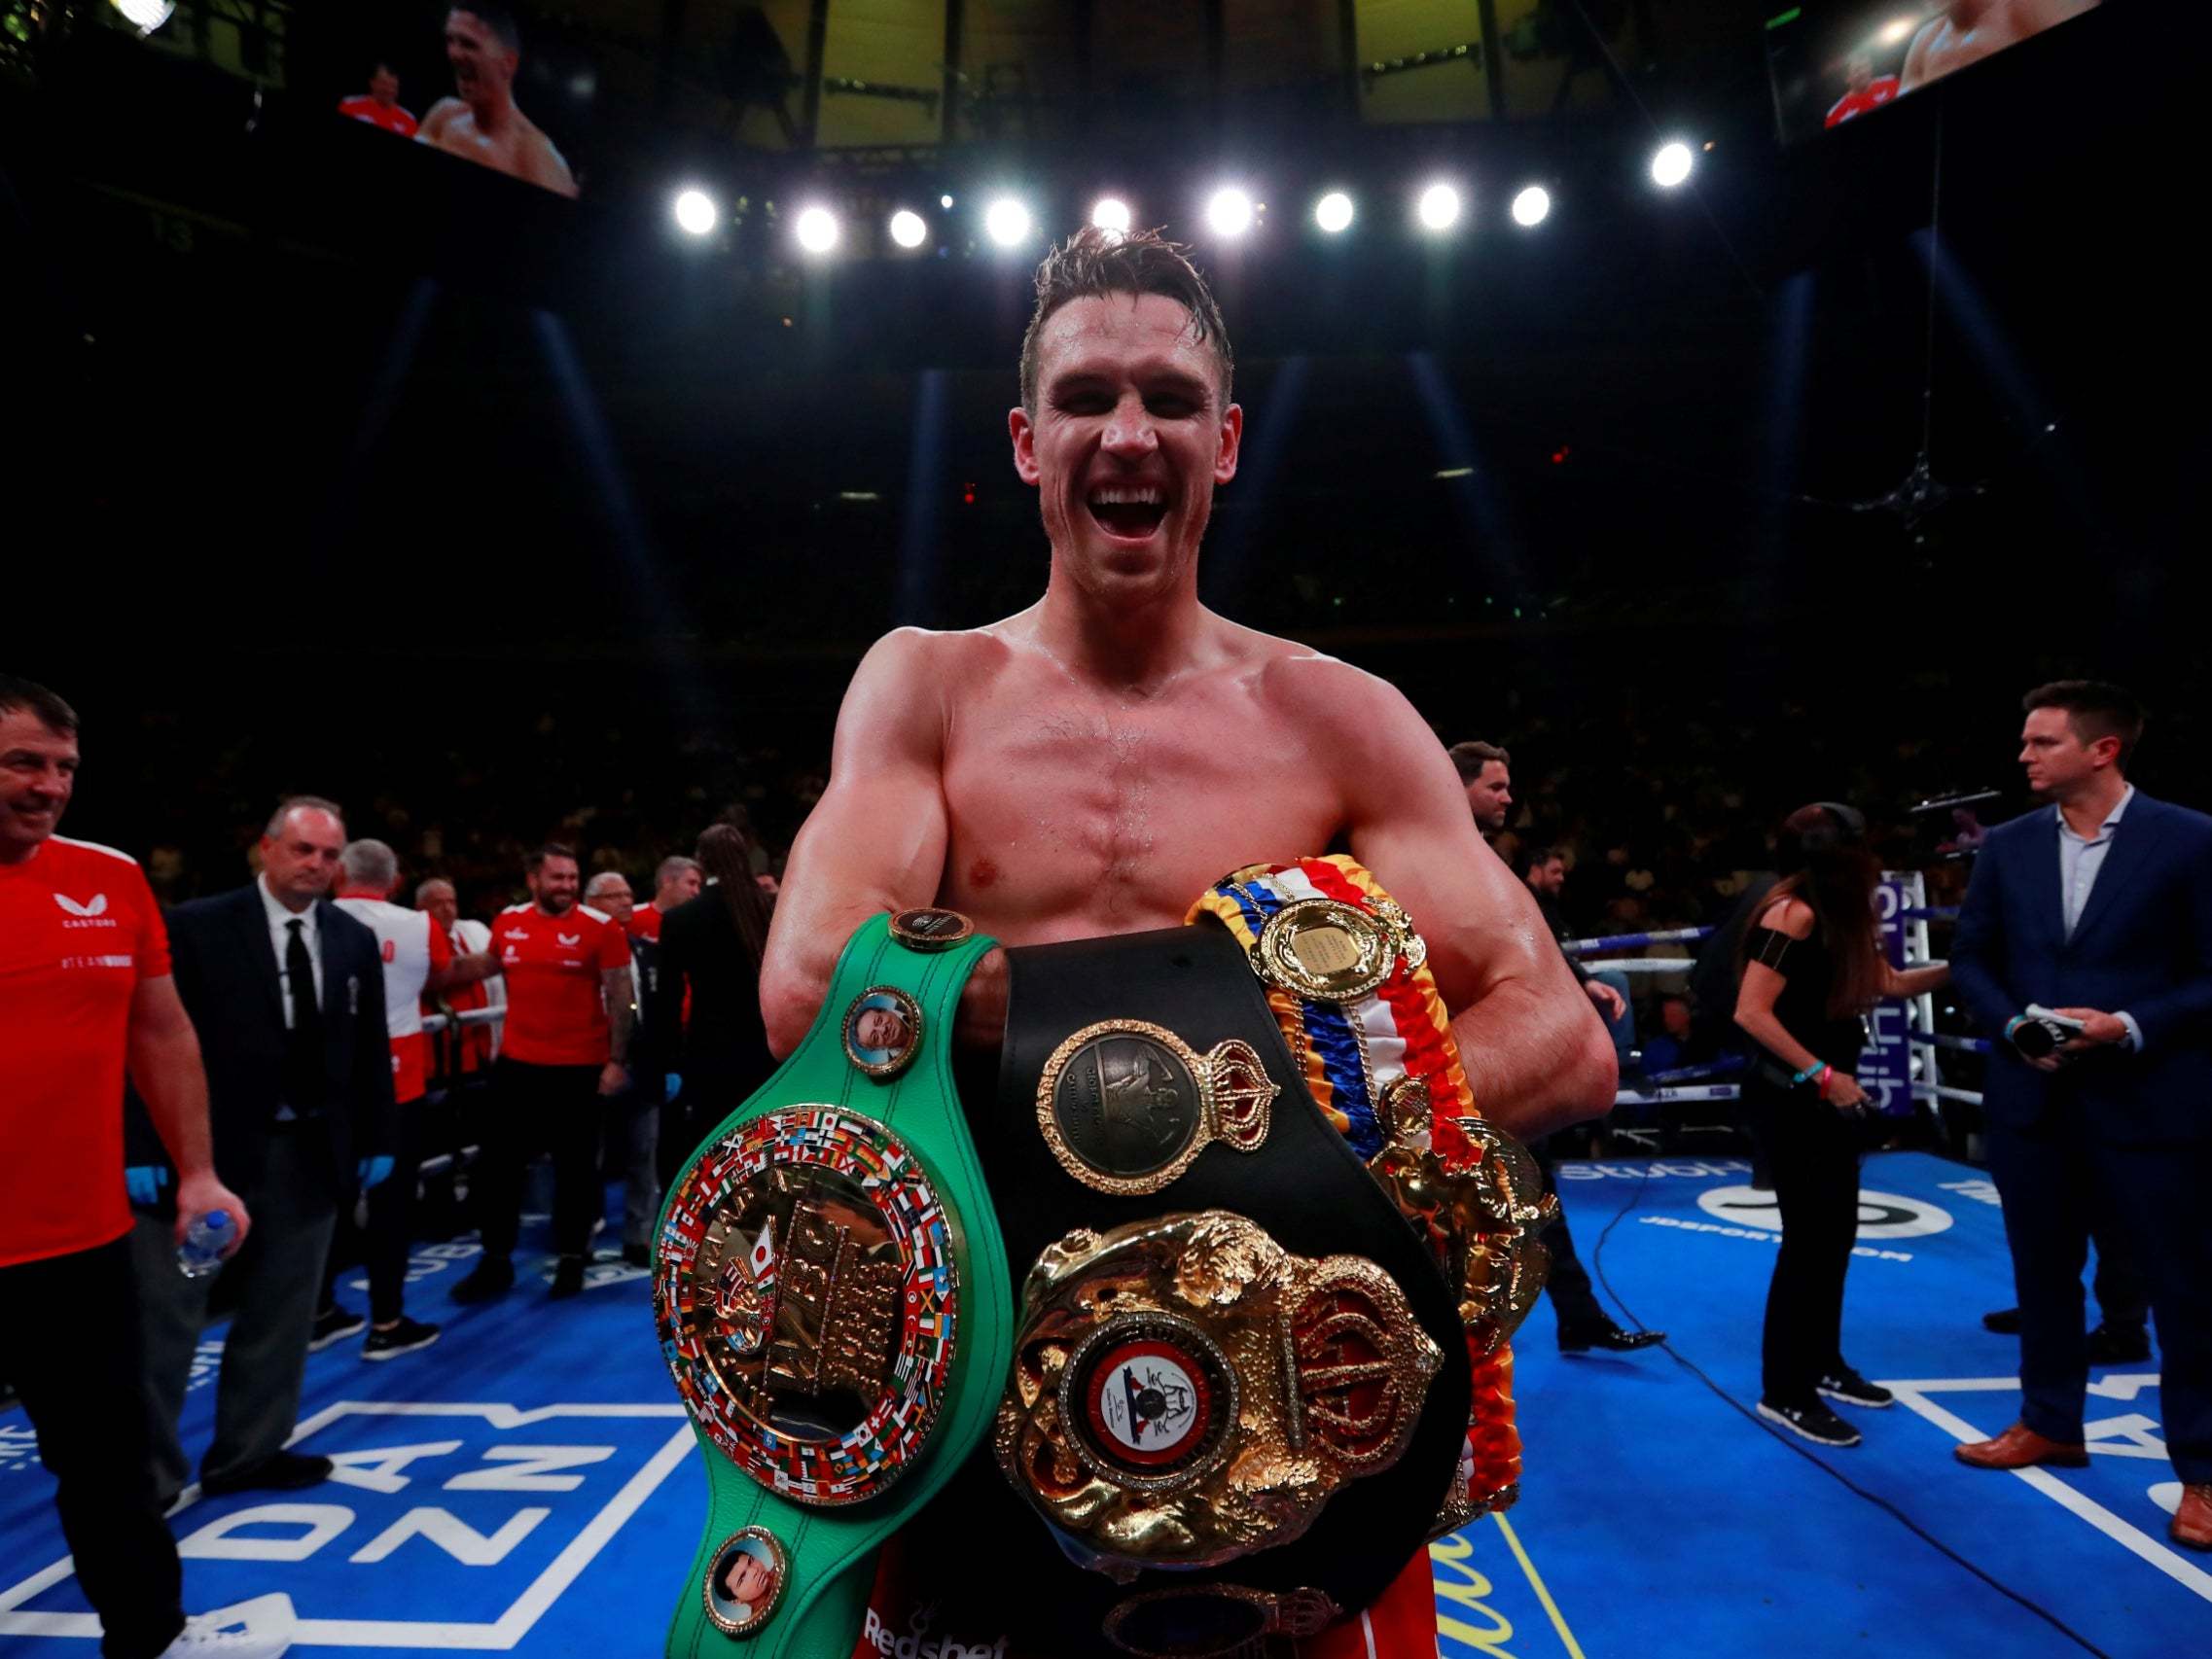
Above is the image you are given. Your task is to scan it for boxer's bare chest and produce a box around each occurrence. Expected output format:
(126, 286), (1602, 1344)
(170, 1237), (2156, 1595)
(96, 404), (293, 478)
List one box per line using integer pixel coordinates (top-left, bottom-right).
(936, 654), (1346, 941)
(441, 111), (530, 171)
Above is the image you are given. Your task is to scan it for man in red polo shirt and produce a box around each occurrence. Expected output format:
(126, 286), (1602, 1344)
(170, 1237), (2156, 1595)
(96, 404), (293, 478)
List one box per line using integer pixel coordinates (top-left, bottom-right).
(450, 843), (632, 1302)
(337, 61), (418, 138)
(1825, 53), (1902, 127)
(0, 674), (286, 1659)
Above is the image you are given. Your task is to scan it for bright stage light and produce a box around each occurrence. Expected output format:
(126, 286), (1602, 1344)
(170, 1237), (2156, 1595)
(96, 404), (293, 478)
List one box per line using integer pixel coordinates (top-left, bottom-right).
(794, 205), (840, 254)
(941, 194), (955, 209)
(1091, 196), (1132, 235)
(671, 189), (718, 236)
(984, 196), (1032, 248)
(1416, 183), (1462, 232)
(889, 209), (928, 249)
(1205, 187), (1255, 238)
(1877, 17), (1917, 46)
(1314, 192), (1354, 233)
(1651, 142), (1695, 189)
(111, 0), (176, 29)
(1511, 186), (1551, 228)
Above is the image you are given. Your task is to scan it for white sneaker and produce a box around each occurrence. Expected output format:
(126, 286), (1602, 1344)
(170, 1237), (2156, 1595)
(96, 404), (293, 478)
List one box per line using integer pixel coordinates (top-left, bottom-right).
(156, 1605), (294, 1657)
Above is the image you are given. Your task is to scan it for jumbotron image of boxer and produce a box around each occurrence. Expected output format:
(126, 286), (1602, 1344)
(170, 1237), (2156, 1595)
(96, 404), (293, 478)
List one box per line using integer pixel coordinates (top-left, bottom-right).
(1901, 0), (2099, 93)
(415, 5), (579, 198)
(759, 227), (1617, 1657)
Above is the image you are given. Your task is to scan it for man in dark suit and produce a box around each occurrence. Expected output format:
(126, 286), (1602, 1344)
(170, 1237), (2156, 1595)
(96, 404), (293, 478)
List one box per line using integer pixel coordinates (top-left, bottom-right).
(1949, 682), (2212, 1551)
(125, 796), (398, 1503)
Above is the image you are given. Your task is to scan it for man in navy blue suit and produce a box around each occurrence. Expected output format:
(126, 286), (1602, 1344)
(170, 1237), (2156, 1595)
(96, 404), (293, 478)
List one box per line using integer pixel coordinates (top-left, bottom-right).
(1949, 682), (2212, 1551)
(125, 796), (399, 1508)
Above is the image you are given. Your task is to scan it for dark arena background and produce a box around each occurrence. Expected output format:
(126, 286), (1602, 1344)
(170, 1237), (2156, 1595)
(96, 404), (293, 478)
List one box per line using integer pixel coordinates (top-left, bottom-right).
(3, 3), (2207, 1657)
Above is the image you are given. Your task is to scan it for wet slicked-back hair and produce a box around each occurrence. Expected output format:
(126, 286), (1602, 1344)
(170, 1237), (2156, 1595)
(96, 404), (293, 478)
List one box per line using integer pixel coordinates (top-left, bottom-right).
(1018, 227), (1233, 414)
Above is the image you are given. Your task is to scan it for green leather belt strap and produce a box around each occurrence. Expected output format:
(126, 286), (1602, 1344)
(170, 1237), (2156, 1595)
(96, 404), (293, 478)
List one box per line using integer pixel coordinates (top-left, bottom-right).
(658, 914), (1008, 1659)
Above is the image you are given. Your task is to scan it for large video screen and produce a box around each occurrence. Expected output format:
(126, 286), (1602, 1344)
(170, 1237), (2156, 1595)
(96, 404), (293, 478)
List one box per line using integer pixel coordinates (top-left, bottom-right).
(1766, 1), (2100, 144)
(313, 4), (587, 197)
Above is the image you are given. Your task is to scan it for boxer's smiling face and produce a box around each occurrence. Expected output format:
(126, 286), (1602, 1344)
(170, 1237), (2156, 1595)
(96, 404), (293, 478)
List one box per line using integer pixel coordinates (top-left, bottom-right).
(446, 10), (517, 105)
(1012, 293), (1240, 608)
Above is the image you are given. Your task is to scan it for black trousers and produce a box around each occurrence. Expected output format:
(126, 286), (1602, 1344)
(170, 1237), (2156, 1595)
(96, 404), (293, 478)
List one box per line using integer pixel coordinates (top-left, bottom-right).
(1745, 1082), (1866, 1406)
(323, 1094), (428, 1324)
(1532, 1140), (1605, 1331)
(478, 1058), (605, 1261)
(0, 1235), (187, 1659)
(657, 1090), (723, 1191)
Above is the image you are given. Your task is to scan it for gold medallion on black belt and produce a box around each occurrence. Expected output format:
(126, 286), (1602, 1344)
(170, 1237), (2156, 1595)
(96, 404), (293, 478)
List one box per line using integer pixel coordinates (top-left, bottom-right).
(1036, 1020), (1277, 1196)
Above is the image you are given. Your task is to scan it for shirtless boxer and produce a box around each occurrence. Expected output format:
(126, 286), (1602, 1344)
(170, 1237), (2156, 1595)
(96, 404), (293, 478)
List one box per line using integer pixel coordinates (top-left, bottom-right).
(1901, 0), (2098, 93)
(415, 6), (579, 199)
(760, 228), (1613, 1655)
(747, 224), (1620, 1647)
(763, 229), (1610, 1144)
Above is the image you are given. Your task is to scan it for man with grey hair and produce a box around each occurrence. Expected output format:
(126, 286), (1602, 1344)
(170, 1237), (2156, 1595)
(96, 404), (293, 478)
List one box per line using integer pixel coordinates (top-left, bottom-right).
(125, 797), (398, 1505)
(583, 869), (663, 1264)
(312, 840), (496, 1359)
(629, 855), (702, 942)
(419, 875), (504, 1067)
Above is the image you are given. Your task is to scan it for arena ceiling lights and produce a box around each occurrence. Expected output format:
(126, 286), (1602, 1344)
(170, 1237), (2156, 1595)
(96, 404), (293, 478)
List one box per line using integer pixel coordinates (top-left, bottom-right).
(1415, 182), (1463, 233)
(793, 204), (840, 255)
(721, 132), (1720, 268)
(1650, 141), (1695, 189)
(984, 195), (1035, 248)
(109, 0), (176, 29)
(671, 189), (719, 237)
(1203, 187), (1257, 238)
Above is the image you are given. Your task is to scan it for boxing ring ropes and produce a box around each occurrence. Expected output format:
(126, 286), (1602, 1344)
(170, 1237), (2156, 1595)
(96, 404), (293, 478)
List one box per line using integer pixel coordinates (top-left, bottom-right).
(1561, 869), (1988, 1144)
(403, 874), (1988, 1186)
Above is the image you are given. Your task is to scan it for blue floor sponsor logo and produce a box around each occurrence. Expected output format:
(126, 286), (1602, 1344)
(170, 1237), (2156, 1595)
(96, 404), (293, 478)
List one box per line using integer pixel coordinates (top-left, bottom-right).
(1696, 1183), (1955, 1240)
(1, 1401), (694, 1647)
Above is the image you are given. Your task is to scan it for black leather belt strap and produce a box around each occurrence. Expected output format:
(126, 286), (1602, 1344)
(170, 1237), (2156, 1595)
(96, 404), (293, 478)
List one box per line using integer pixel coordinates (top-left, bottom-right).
(936, 924), (1468, 1651)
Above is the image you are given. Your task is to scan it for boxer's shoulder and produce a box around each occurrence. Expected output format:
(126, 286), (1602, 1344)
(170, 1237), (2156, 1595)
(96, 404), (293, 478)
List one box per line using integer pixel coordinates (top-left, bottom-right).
(1253, 645), (1432, 764)
(417, 97), (465, 138)
(850, 624), (1018, 719)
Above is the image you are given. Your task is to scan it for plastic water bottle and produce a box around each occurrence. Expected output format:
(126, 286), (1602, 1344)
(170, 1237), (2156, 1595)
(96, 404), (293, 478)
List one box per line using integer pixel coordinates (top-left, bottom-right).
(177, 1211), (232, 1279)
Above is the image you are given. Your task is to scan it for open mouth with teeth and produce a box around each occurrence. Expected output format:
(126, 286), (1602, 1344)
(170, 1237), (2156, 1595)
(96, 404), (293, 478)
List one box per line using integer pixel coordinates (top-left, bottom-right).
(1087, 484), (1169, 541)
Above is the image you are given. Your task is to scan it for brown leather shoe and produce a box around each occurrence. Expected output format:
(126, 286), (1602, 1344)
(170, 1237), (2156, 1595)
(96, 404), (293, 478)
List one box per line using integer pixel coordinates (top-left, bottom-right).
(1953, 1421), (2089, 1469)
(2173, 1484), (2212, 1551)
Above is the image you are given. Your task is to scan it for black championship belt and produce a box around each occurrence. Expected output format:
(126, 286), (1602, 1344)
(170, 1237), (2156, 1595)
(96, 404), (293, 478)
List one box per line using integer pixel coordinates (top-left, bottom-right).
(932, 921), (1472, 1655)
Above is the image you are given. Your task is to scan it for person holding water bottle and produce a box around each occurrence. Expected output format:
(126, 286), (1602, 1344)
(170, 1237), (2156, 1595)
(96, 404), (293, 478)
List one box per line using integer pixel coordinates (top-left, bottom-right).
(0, 674), (288, 1658)
(1731, 800), (1950, 1450)
(124, 794), (397, 1514)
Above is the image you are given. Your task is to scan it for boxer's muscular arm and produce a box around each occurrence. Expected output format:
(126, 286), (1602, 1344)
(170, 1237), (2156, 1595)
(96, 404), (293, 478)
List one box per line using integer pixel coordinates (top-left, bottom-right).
(1301, 664), (1617, 1140)
(761, 630), (953, 1058)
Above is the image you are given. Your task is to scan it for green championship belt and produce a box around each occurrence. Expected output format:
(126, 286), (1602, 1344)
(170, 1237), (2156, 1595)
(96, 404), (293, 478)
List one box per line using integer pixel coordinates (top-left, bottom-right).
(652, 908), (1008, 1658)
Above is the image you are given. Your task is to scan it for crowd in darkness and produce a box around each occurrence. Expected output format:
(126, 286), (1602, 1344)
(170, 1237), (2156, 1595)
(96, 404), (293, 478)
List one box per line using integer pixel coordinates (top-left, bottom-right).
(98, 667), (2119, 947)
